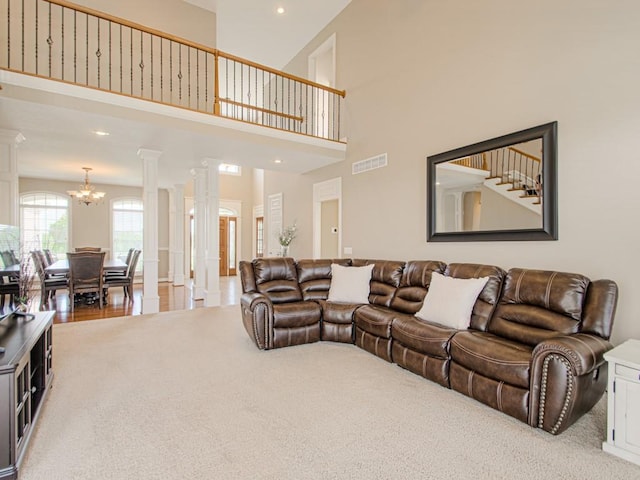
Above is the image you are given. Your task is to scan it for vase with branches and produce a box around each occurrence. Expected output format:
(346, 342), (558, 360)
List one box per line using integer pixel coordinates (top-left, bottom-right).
(15, 250), (35, 311)
(278, 223), (297, 257)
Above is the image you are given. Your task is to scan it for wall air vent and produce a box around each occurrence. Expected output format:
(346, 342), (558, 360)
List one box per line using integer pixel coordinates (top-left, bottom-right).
(352, 153), (388, 175)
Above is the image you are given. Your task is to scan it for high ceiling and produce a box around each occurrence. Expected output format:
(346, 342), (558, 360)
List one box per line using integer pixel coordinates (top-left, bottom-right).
(0, 0), (352, 188)
(192, 0), (351, 69)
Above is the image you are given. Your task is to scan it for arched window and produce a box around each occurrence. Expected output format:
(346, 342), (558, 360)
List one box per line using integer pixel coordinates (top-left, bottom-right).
(112, 198), (143, 271)
(20, 192), (69, 255)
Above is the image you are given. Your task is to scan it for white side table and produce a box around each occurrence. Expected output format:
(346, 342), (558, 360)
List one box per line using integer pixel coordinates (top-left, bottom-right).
(603, 339), (640, 466)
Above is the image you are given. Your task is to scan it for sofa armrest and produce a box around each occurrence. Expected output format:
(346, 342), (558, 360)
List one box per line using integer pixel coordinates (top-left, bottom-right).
(532, 333), (612, 376)
(530, 333), (612, 434)
(240, 292), (274, 350)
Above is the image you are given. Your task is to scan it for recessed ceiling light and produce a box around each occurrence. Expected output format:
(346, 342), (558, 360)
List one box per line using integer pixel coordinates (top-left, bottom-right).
(276, 7), (285, 14)
(274, 159), (282, 164)
(93, 130), (110, 136)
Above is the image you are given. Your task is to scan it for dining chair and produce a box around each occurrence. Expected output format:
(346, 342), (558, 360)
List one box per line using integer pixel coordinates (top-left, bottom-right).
(1, 251), (16, 268)
(104, 249), (140, 300)
(43, 249), (56, 265)
(31, 250), (68, 310)
(67, 251), (106, 312)
(75, 247), (102, 252)
(0, 274), (19, 309)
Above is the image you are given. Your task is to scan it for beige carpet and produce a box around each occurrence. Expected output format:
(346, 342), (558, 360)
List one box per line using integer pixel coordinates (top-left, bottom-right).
(20, 307), (640, 480)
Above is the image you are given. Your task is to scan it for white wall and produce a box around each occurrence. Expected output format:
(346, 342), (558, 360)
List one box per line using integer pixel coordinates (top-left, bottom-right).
(264, 0), (640, 344)
(73, 0), (216, 47)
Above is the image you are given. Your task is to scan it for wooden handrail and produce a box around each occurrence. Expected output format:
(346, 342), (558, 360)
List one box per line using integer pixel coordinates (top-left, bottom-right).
(45, 0), (217, 53)
(217, 51), (346, 97)
(508, 146), (541, 163)
(45, 0), (346, 98)
(219, 98), (303, 122)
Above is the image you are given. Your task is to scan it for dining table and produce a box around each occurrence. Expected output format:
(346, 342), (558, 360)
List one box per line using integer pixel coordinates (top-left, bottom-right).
(0, 264), (20, 278)
(45, 258), (128, 275)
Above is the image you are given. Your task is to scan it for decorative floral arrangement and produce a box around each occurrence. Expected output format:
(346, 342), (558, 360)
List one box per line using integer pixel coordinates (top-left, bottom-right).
(16, 250), (35, 309)
(278, 223), (297, 247)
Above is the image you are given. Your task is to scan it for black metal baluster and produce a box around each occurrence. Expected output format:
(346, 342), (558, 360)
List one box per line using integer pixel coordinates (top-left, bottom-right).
(178, 43), (182, 101)
(96, 16), (101, 87)
(160, 38), (163, 103)
(35, 0), (38, 74)
(204, 51), (208, 110)
(196, 48), (200, 110)
(129, 27), (133, 94)
(108, 20), (111, 91)
(187, 45), (191, 107)
(73, 10), (76, 83)
(85, 12), (88, 85)
(119, 24), (122, 92)
(61, 5), (65, 80)
(139, 30), (144, 96)
(169, 40), (173, 100)
(150, 33), (154, 99)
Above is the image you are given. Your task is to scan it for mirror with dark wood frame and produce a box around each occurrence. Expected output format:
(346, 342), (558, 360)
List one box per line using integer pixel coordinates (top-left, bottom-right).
(427, 121), (558, 242)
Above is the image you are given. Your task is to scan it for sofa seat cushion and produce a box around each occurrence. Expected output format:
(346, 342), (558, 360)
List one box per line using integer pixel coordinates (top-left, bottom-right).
(317, 300), (361, 324)
(273, 301), (321, 328)
(391, 314), (457, 360)
(354, 305), (396, 339)
(449, 331), (532, 389)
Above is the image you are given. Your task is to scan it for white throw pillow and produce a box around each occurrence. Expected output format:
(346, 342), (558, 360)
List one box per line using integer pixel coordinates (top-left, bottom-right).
(415, 272), (489, 330)
(327, 263), (374, 304)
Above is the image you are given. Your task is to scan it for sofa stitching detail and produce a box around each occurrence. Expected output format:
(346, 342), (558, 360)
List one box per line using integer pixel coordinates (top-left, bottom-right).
(451, 338), (530, 366)
(514, 270), (525, 304)
(394, 323), (451, 343)
(544, 272), (558, 310)
(572, 335), (597, 369)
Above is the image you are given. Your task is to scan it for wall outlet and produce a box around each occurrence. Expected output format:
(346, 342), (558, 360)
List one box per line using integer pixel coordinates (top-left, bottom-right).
(344, 246), (353, 255)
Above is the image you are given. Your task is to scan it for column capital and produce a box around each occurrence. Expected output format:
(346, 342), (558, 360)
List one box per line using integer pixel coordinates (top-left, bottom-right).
(137, 148), (163, 161)
(190, 167), (206, 177)
(201, 158), (221, 168)
(0, 129), (26, 145)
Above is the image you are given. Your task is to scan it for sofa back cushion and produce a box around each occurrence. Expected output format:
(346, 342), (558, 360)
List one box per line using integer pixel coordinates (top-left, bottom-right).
(352, 259), (405, 307)
(390, 260), (447, 314)
(297, 258), (351, 301)
(239, 260), (257, 293)
(489, 268), (590, 346)
(446, 263), (506, 331)
(581, 279), (618, 340)
(252, 257), (303, 304)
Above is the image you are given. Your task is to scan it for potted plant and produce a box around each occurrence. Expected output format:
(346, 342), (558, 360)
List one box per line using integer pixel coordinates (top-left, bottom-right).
(278, 223), (297, 257)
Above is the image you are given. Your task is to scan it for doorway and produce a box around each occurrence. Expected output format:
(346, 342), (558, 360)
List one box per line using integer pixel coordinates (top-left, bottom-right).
(308, 34), (336, 138)
(313, 177), (342, 259)
(219, 216), (237, 276)
(188, 202), (241, 278)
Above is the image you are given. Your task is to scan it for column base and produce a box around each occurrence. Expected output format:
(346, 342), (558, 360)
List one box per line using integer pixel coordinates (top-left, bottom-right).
(173, 274), (185, 286)
(204, 290), (221, 307)
(191, 284), (206, 300)
(142, 295), (160, 314)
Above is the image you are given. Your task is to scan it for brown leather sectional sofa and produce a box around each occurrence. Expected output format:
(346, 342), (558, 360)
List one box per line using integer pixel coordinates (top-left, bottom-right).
(239, 257), (618, 435)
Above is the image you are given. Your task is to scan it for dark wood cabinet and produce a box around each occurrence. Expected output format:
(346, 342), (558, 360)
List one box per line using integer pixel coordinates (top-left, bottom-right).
(0, 312), (54, 480)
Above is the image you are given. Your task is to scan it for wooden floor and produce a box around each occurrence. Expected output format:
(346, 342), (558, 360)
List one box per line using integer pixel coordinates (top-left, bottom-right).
(31, 276), (241, 324)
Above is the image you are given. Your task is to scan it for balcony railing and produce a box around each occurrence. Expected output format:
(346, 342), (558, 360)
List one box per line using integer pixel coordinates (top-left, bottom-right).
(0, 0), (346, 142)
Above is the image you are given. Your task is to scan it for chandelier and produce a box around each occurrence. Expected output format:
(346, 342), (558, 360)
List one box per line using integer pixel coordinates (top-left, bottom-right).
(67, 167), (106, 206)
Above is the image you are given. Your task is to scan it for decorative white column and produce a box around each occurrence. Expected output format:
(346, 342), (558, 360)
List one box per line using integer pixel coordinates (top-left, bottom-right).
(0, 130), (25, 226)
(172, 184), (186, 286)
(203, 159), (221, 307)
(191, 168), (207, 300)
(138, 148), (161, 314)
